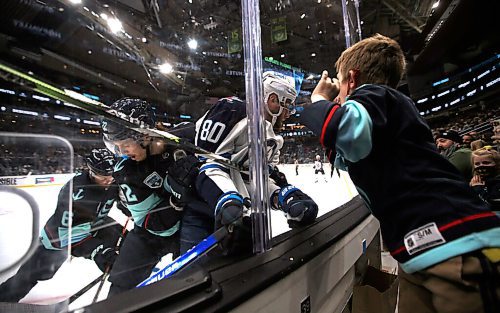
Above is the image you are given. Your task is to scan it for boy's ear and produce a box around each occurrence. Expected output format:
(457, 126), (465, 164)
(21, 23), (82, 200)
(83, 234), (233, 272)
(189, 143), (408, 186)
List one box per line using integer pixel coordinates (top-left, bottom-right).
(347, 69), (359, 91)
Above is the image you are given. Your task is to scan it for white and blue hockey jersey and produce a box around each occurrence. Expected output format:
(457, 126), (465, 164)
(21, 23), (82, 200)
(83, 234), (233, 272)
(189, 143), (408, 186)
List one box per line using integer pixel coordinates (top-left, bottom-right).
(194, 97), (283, 211)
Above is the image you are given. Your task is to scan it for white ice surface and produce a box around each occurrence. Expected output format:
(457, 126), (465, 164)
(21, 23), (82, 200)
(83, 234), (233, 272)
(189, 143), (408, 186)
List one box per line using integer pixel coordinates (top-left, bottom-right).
(0, 163), (357, 310)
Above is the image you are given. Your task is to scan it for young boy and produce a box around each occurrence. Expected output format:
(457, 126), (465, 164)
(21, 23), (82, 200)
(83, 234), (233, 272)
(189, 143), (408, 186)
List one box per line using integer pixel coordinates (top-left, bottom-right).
(299, 34), (500, 313)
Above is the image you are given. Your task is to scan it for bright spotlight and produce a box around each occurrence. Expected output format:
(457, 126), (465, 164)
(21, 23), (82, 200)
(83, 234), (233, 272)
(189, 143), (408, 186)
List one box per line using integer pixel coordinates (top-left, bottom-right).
(432, 1), (439, 9)
(159, 63), (173, 74)
(69, 0), (82, 4)
(187, 39), (198, 50)
(107, 17), (123, 34)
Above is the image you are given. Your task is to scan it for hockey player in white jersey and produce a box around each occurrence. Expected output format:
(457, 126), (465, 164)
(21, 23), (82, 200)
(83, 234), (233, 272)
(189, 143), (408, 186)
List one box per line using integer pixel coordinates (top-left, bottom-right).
(314, 155), (328, 183)
(194, 71), (319, 253)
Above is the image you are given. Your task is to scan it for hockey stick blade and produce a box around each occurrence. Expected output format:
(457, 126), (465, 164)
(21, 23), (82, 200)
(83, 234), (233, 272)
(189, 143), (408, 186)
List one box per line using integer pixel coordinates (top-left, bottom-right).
(137, 226), (229, 287)
(0, 62), (242, 171)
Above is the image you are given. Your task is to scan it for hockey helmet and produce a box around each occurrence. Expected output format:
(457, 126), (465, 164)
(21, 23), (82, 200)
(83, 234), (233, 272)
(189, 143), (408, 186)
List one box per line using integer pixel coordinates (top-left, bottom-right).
(263, 71), (298, 120)
(101, 98), (156, 142)
(86, 148), (116, 176)
(101, 98), (156, 154)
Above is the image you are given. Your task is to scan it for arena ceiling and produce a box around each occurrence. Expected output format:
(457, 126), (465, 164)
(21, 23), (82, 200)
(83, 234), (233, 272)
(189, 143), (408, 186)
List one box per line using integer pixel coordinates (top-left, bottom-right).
(0, 0), (495, 120)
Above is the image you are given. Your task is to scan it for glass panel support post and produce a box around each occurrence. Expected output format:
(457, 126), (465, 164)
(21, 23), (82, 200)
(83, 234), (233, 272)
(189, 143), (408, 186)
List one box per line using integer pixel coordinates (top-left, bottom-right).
(241, 0), (272, 253)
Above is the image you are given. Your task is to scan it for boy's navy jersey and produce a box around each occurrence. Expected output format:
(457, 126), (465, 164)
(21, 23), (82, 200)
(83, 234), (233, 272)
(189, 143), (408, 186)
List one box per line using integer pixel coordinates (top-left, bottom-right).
(300, 84), (500, 273)
(113, 152), (182, 237)
(41, 170), (119, 250)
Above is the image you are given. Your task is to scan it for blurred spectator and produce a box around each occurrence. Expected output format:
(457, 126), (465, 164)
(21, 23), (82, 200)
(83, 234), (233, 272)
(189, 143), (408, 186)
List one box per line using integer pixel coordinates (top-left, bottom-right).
(471, 139), (487, 151)
(462, 133), (475, 148)
(436, 130), (473, 181)
(470, 147), (500, 213)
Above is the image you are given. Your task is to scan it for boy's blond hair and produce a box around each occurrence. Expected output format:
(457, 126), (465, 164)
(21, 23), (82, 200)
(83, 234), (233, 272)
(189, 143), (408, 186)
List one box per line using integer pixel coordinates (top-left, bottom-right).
(335, 34), (406, 88)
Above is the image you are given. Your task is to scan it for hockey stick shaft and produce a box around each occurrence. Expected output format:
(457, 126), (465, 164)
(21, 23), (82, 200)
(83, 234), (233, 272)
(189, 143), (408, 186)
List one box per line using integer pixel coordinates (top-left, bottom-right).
(69, 273), (105, 303)
(92, 217), (131, 303)
(137, 226), (229, 287)
(0, 62), (242, 171)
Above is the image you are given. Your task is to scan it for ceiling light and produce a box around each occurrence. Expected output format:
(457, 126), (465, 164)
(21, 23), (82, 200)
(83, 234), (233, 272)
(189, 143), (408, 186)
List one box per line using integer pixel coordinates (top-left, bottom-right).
(214, 60), (218, 64)
(100, 13), (108, 20)
(187, 39), (198, 50)
(300, 13), (306, 19)
(317, 0), (321, 3)
(69, 0), (82, 4)
(432, 1), (439, 9)
(281, 54), (285, 58)
(311, 53), (316, 57)
(107, 17), (123, 34)
(189, 0), (193, 3)
(159, 63), (173, 74)
(142, 37), (147, 43)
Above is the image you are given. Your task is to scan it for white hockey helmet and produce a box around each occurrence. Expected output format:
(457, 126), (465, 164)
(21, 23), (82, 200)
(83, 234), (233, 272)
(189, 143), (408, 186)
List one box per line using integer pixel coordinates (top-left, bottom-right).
(263, 71), (298, 123)
(316, 155), (321, 160)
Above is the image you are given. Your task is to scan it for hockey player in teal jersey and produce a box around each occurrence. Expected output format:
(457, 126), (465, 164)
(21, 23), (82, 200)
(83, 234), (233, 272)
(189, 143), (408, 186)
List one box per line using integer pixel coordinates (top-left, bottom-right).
(0, 148), (123, 302)
(101, 98), (209, 295)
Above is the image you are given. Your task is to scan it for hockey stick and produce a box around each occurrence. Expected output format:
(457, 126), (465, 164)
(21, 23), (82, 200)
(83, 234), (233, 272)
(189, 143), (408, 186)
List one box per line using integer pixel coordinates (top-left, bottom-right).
(69, 273), (105, 303)
(136, 226), (229, 287)
(92, 217), (131, 303)
(68, 217), (130, 304)
(0, 62), (242, 171)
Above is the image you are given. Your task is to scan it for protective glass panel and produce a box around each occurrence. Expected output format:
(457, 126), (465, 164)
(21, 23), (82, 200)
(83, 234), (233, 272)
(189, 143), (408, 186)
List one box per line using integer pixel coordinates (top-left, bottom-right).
(0, 133), (73, 310)
(0, 0), (362, 309)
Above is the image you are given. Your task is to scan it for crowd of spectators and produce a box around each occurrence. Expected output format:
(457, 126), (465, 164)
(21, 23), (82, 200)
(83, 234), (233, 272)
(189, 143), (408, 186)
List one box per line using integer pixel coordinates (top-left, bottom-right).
(280, 102), (500, 165)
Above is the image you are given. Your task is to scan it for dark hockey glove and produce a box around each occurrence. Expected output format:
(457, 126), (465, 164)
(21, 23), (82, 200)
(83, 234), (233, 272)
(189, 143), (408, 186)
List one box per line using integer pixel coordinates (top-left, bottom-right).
(219, 215), (253, 256)
(92, 245), (118, 272)
(164, 154), (200, 205)
(215, 192), (244, 229)
(274, 185), (318, 228)
(269, 165), (288, 188)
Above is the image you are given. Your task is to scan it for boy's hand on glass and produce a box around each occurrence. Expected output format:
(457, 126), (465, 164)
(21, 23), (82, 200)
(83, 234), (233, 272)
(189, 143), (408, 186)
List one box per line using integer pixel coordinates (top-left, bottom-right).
(311, 70), (340, 103)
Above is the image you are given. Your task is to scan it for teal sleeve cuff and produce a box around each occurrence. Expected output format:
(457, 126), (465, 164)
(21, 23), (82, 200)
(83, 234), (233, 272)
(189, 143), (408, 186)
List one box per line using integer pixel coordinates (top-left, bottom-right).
(336, 100), (373, 162)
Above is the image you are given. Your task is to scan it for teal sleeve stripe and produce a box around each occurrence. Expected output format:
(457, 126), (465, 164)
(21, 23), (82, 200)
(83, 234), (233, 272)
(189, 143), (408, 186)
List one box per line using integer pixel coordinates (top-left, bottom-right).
(146, 220), (180, 237)
(400, 227), (500, 273)
(58, 223), (92, 247)
(41, 223), (92, 249)
(127, 193), (164, 226)
(336, 100), (373, 162)
(40, 228), (60, 250)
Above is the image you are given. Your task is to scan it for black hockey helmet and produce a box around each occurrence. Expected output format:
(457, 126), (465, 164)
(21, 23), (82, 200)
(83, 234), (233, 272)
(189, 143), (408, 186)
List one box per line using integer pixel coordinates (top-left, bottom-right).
(85, 148), (116, 176)
(101, 97), (156, 142)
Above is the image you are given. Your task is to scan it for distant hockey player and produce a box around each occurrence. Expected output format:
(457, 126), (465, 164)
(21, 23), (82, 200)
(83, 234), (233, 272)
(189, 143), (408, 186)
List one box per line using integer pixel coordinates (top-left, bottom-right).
(295, 159), (299, 176)
(0, 148), (123, 302)
(101, 98), (209, 295)
(194, 71), (319, 253)
(313, 155), (327, 183)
